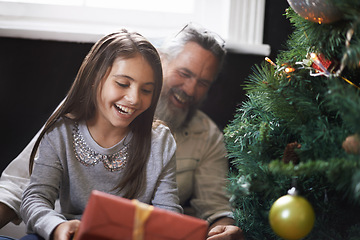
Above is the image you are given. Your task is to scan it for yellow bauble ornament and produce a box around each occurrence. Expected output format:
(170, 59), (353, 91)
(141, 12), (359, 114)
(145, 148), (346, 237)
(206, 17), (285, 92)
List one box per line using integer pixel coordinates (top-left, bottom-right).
(269, 188), (315, 240)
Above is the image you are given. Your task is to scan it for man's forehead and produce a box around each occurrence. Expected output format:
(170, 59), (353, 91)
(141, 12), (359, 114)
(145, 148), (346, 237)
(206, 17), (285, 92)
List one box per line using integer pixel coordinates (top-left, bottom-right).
(174, 43), (219, 77)
(181, 41), (212, 56)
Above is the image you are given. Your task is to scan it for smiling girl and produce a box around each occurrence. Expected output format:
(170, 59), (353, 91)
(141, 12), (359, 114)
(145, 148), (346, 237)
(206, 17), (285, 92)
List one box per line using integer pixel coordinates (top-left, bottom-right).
(19, 30), (182, 240)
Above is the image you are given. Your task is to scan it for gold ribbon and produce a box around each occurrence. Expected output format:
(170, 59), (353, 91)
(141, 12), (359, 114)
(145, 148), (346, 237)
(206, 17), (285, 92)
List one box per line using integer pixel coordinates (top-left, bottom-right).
(132, 199), (154, 240)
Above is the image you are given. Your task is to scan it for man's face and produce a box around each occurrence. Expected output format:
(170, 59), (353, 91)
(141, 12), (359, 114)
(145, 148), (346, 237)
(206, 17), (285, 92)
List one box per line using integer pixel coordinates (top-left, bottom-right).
(156, 42), (219, 130)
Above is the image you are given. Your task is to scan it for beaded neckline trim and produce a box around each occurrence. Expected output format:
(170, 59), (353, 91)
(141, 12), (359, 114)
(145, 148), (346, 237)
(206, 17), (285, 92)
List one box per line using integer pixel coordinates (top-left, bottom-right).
(72, 122), (128, 172)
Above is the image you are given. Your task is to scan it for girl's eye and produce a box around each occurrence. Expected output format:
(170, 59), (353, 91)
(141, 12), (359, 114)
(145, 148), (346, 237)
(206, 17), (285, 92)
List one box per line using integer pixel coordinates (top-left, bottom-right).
(142, 88), (153, 94)
(116, 82), (128, 88)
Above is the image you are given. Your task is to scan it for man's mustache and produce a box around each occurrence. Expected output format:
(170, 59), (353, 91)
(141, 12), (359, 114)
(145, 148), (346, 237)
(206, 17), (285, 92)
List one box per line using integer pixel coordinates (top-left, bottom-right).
(170, 87), (195, 104)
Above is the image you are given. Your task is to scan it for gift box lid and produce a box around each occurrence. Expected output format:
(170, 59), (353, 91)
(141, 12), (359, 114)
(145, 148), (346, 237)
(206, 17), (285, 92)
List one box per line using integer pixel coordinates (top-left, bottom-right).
(74, 190), (208, 240)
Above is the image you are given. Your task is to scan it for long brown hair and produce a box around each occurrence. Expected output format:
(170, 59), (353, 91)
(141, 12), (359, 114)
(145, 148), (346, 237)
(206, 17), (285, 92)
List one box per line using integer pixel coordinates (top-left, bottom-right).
(29, 29), (163, 199)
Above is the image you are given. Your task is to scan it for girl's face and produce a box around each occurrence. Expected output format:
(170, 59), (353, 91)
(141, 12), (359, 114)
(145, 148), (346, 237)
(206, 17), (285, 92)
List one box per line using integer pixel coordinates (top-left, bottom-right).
(95, 54), (155, 132)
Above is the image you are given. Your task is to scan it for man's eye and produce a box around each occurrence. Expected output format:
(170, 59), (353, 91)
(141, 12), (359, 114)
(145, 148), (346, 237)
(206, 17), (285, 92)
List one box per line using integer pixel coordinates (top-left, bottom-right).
(179, 71), (190, 78)
(198, 80), (210, 88)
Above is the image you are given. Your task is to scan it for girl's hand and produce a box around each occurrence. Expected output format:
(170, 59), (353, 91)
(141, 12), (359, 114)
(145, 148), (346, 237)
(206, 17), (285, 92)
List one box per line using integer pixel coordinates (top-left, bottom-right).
(52, 220), (81, 240)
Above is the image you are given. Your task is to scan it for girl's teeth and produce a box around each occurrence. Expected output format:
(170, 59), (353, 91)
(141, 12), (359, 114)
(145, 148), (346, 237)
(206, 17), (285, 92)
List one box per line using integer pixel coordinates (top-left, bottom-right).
(116, 104), (135, 115)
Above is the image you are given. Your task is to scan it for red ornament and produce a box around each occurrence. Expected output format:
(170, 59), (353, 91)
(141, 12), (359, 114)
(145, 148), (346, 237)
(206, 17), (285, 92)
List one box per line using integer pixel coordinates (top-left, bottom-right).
(311, 53), (333, 72)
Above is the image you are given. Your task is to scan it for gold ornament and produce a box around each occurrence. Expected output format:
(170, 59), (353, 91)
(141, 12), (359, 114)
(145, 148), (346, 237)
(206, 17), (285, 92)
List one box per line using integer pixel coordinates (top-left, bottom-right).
(287, 0), (342, 24)
(269, 188), (315, 240)
(342, 134), (360, 155)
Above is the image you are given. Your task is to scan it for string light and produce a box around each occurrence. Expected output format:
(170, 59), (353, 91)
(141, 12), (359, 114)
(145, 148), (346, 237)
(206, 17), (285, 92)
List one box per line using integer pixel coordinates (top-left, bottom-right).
(265, 57), (277, 67)
(285, 67), (295, 73)
(265, 55), (359, 90)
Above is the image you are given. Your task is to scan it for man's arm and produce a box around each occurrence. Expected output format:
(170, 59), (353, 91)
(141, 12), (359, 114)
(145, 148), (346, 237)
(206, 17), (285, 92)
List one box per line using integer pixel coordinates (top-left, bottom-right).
(0, 100), (63, 228)
(190, 114), (244, 239)
(0, 130), (40, 228)
(190, 120), (233, 221)
(0, 202), (17, 229)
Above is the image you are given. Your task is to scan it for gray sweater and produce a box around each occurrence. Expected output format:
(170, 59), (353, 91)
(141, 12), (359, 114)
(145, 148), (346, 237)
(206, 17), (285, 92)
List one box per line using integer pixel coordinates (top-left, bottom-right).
(20, 117), (182, 240)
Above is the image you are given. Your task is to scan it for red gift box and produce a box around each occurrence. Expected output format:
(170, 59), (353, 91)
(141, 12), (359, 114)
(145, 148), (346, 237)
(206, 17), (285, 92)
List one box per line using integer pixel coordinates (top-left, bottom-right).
(74, 190), (208, 240)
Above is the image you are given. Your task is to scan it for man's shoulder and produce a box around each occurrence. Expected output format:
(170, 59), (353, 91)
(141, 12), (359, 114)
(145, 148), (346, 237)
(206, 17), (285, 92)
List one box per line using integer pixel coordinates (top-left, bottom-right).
(151, 121), (176, 148)
(189, 110), (220, 132)
(152, 121), (173, 138)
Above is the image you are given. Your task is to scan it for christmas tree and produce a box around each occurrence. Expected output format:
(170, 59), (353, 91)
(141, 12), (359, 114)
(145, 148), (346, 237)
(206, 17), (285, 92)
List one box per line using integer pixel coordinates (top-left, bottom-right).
(224, 1), (360, 239)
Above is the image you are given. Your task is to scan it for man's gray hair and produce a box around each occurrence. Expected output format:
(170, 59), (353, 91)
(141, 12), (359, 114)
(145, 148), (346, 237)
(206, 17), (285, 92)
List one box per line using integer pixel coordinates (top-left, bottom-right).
(159, 23), (227, 75)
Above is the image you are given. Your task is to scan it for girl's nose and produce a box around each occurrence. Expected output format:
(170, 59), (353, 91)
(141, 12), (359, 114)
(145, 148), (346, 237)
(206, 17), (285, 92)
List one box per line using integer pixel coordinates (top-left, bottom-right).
(125, 88), (140, 105)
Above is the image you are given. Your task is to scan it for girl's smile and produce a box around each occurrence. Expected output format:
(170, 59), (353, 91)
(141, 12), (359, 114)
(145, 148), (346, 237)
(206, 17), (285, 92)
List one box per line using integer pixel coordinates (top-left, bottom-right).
(115, 103), (135, 115)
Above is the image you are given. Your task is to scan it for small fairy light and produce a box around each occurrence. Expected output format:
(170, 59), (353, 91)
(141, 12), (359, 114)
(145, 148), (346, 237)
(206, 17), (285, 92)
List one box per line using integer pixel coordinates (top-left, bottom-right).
(305, 17), (324, 24)
(265, 57), (277, 67)
(316, 18), (324, 24)
(310, 53), (320, 63)
(285, 67), (295, 73)
(265, 57), (296, 78)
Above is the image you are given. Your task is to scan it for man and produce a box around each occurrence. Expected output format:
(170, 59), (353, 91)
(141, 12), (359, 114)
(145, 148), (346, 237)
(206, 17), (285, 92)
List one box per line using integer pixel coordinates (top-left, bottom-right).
(0, 24), (243, 239)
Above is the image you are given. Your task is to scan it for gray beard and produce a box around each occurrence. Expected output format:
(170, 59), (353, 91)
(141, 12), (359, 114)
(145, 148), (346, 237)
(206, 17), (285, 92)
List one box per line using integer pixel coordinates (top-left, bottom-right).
(155, 90), (200, 131)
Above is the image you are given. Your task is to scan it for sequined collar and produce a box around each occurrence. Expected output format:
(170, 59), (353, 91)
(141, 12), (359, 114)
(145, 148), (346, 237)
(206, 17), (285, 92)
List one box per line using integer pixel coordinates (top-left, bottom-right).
(72, 122), (129, 172)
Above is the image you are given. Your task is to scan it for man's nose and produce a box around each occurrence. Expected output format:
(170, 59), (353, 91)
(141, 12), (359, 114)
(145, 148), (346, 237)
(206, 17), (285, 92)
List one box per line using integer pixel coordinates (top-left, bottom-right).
(182, 77), (197, 96)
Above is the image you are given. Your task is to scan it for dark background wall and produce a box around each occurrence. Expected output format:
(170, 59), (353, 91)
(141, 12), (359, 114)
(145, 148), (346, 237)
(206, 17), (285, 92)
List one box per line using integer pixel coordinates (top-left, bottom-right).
(0, 1), (293, 173)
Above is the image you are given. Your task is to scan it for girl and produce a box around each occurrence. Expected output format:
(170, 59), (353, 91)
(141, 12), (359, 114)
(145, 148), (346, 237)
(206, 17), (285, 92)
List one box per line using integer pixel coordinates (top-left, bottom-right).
(20, 30), (182, 240)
